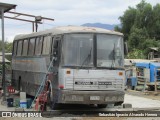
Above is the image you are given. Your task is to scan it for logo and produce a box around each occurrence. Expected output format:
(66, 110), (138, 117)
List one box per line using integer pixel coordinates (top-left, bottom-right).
(2, 112), (12, 117)
(75, 81), (93, 85)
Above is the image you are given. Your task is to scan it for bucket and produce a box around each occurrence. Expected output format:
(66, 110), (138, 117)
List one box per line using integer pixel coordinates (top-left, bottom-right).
(27, 98), (33, 108)
(7, 98), (13, 107)
(14, 98), (20, 107)
(20, 99), (27, 108)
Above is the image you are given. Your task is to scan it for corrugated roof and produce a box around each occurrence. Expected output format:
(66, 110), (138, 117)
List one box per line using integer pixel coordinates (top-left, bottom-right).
(0, 2), (16, 13)
(149, 47), (158, 51)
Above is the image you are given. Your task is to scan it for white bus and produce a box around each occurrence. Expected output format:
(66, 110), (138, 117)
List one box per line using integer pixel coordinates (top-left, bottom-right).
(12, 26), (125, 108)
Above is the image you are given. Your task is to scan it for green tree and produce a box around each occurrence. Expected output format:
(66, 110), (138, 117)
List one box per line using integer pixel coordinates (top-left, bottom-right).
(151, 4), (160, 40)
(118, 7), (137, 41)
(127, 49), (145, 59)
(0, 40), (13, 53)
(115, 0), (160, 58)
(0, 40), (13, 61)
(128, 27), (149, 49)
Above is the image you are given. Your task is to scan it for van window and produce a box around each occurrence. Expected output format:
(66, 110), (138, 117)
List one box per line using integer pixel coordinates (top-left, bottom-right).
(17, 40), (23, 56)
(22, 39), (28, 56)
(35, 37), (43, 55)
(42, 36), (51, 55)
(28, 38), (35, 56)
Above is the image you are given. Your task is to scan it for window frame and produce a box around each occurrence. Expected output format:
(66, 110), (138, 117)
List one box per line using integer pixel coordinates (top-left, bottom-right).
(42, 35), (51, 55)
(13, 41), (18, 56)
(50, 35), (62, 55)
(22, 39), (29, 56)
(17, 40), (23, 56)
(35, 36), (44, 56)
(28, 37), (36, 56)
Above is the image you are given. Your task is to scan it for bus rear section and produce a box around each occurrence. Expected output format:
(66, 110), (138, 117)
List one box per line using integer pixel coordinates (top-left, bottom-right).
(57, 68), (125, 106)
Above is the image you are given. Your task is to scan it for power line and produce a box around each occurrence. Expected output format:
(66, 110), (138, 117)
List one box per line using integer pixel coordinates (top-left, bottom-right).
(4, 23), (30, 27)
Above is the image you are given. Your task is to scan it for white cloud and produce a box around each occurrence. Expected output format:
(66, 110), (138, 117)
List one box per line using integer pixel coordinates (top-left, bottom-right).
(0, 0), (159, 42)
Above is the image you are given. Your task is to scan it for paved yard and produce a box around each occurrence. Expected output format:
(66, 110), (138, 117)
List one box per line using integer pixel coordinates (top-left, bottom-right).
(0, 93), (160, 120)
(124, 94), (160, 108)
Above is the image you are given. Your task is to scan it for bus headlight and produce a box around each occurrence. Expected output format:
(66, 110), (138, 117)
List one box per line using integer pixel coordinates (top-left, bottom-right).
(105, 96), (117, 101)
(118, 96), (124, 101)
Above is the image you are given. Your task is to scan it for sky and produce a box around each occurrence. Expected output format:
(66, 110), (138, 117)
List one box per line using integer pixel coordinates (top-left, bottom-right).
(0, 0), (159, 42)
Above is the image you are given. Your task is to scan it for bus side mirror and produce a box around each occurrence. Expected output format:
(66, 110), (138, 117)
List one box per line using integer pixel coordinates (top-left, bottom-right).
(124, 42), (128, 55)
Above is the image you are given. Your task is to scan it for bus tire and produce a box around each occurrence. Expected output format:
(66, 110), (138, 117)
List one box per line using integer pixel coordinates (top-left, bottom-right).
(51, 103), (62, 110)
(148, 85), (154, 91)
(97, 104), (107, 108)
(114, 102), (123, 106)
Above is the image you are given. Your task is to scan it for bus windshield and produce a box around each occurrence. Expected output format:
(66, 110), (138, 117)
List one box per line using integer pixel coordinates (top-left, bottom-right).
(97, 34), (124, 68)
(61, 33), (124, 68)
(62, 34), (93, 67)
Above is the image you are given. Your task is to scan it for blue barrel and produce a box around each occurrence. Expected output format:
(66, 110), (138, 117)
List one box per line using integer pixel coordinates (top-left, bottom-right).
(20, 99), (27, 108)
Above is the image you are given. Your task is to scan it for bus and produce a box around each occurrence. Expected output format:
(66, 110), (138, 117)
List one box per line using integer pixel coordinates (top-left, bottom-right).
(11, 26), (125, 108)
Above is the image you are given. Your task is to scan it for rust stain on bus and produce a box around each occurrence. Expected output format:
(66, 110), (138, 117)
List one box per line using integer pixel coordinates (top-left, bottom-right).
(13, 60), (34, 63)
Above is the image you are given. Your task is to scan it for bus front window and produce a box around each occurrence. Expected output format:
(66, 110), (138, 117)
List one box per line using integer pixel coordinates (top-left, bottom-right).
(97, 34), (124, 68)
(62, 34), (93, 67)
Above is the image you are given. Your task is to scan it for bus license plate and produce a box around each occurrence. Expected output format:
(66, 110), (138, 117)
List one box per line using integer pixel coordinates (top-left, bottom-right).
(90, 96), (100, 100)
(98, 82), (112, 85)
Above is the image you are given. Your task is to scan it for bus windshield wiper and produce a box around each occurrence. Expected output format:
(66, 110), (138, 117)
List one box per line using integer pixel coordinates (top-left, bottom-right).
(80, 48), (92, 68)
(110, 44), (115, 69)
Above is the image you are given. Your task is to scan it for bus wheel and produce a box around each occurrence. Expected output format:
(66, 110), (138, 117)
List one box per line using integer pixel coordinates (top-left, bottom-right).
(114, 102), (123, 106)
(97, 104), (107, 108)
(51, 103), (62, 110)
(148, 85), (154, 91)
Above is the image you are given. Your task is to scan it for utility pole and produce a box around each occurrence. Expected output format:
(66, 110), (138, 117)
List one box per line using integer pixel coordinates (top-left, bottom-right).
(0, 2), (16, 101)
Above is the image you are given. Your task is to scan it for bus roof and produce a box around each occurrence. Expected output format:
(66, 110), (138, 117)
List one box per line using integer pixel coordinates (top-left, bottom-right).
(14, 26), (123, 40)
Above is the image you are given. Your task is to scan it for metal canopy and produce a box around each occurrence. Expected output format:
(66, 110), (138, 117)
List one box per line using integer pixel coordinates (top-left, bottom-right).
(0, 2), (16, 13)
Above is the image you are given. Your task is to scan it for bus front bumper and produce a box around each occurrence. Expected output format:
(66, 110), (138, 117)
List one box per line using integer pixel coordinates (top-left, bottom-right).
(57, 90), (125, 104)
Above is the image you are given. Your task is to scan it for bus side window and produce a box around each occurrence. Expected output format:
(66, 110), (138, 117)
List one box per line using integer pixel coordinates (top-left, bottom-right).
(50, 37), (54, 55)
(35, 37), (43, 55)
(28, 38), (36, 56)
(42, 36), (51, 55)
(53, 40), (59, 55)
(22, 39), (28, 56)
(52, 36), (62, 64)
(17, 40), (23, 56)
(52, 35), (62, 54)
(13, 41), (18, 56)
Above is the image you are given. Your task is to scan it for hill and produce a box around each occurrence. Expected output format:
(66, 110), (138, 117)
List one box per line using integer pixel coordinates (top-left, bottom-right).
(81, 23), (119, 30)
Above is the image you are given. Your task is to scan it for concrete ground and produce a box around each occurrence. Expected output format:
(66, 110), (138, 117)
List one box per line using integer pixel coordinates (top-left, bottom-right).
(124, 94), (160, 108)
(1, 93), (160, 110)
(0, 92), (160, 120)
